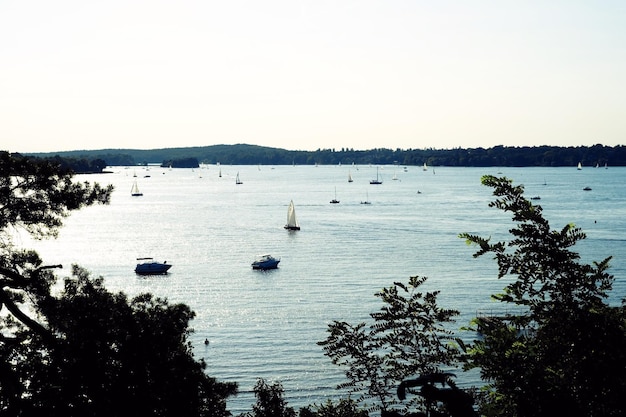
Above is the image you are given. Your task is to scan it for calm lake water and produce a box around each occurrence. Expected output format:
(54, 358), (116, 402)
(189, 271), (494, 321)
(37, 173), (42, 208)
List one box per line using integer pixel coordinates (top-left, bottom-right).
(25, 164), (626, 414)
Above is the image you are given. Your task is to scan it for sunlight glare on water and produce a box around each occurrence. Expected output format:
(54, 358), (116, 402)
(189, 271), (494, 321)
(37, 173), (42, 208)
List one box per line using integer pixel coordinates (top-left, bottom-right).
(25, 164), (626, 414)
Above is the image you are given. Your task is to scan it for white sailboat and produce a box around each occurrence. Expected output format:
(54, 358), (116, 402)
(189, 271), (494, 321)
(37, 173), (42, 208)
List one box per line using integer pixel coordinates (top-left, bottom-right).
(330, 187), (340, 204)
(131, 180), (143, 196)
(236, 172), (243, 184)
(423, 162), (428, 171)
(348, 170), (353, 183)
(284, 200), (301, 230)
(577, 162), (582, 170)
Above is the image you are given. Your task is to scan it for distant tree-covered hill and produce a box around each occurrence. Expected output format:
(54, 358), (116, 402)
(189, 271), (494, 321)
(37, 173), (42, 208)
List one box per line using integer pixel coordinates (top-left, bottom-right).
(26, 143), (626, 169)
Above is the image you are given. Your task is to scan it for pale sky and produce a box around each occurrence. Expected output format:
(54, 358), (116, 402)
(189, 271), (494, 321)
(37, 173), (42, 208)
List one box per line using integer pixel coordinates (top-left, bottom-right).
(2, 1), (625, 153)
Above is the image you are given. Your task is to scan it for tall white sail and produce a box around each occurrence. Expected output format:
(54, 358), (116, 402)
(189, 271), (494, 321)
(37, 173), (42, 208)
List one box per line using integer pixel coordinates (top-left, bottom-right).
(131, 180), (143, 196)
(285, 200), (300, 230)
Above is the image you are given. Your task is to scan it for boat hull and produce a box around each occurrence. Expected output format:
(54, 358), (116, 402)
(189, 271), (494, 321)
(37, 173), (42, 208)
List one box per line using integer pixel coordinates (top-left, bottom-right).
(251, 257), (280, 270)
(251, 261), (280, 270)
(135, 262), (172, 275)
(284, 225), (300, 230)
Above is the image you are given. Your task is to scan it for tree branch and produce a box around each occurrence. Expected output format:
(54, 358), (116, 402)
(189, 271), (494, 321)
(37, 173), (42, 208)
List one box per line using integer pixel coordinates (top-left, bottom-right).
(0, 289), (53, 342)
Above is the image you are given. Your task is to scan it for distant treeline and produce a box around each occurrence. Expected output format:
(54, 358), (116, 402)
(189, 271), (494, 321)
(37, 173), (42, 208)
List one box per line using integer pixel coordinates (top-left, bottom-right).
(19, 154), (109, 174)
(26, 143), (626, 172)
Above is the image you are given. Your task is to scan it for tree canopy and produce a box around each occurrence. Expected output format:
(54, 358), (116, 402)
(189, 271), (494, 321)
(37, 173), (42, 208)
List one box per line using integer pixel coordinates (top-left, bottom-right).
(460, 175), (626, 417)
(320, 175), (626, 417)
(319, 276), (460, 414)
(0, 152), (237, 416)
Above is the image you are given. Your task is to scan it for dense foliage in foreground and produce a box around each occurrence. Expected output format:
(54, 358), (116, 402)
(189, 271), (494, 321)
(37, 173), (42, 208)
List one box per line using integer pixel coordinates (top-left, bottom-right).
(316, 175), (626, 417)
(0, 152), (236, 416)
(2, 151), (626, 416)
(460, 176), (626, 416)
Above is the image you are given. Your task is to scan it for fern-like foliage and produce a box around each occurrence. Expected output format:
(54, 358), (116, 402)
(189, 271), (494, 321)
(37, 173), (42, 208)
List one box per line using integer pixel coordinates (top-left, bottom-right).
(460, 175), (613, 319)
(460, 175), (626, 416)
(318, 276), (460, 414)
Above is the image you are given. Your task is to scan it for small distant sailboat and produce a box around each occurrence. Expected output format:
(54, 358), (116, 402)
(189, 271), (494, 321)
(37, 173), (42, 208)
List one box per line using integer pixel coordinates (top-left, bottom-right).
(236, 172), (243, 184)
(370, 167), (383, 184)
(360, 190), (371, 205)
(131, 180), (143, 196)
(423, 162), (428, 171)
(392, 170), (398, 180)
(348, 170), (353, 183)
(284, 200), (300, 230)
(577, 162), (582, 170)
(330, 187), (340, 204)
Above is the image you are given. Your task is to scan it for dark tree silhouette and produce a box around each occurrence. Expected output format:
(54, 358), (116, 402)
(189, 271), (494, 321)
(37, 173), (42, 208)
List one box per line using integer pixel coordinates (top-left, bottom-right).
(461, 175), (626, 417)
(0, 152), (237, 416)
(319, 276), (461, 414)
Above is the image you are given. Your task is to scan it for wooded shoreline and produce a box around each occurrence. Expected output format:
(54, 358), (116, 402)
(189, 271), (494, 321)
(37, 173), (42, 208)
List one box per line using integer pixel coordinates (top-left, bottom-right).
(23, 143), (626, 170)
